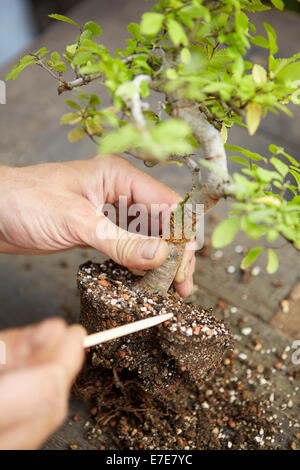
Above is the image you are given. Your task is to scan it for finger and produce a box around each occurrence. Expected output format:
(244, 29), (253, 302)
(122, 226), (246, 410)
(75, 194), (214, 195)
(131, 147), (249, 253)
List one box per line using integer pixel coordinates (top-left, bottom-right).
(0, 363), (68, 430)
(0, 318), (67, 371)
(0, 325), (85, 429)
(174, 255), (195, 298)
(174, 239), (197, 283)
(54, 324), (86, 389)
(77, 210), (169, 271)
(0, 410), (66, 450)
(96, 154), (181, 209)
(0, 240), (72, 255)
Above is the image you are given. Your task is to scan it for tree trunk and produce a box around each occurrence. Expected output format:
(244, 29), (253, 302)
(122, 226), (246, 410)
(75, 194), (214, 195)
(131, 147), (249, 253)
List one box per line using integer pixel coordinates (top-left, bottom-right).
(134, 202), (194, 295)
(134, 241), (185, 294)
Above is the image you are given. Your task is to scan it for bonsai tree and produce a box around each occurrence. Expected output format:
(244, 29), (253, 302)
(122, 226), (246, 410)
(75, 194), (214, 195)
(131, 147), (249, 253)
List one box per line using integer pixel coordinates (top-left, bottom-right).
(7, 0), (300, 295)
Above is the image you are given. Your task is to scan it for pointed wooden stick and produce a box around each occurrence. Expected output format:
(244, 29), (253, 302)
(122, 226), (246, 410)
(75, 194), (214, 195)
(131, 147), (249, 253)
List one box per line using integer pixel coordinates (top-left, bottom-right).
(83, 313), (173, 349)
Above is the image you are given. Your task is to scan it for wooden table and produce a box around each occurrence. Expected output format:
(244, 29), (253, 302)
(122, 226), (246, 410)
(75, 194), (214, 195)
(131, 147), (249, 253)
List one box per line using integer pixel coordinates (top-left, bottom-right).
(0, 0), (299, 450)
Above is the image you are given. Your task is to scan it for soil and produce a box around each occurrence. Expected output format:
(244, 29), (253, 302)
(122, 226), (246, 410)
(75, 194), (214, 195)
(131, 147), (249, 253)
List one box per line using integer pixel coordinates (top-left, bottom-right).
(74, 357), (281, 450)
(74, 260), (300, 450)
(77, 260), (232, 395)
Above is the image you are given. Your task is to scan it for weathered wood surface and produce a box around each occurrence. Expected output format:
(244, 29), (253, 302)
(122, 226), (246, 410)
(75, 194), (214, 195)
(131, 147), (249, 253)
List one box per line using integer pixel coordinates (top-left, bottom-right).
(0, 0), (299, 450)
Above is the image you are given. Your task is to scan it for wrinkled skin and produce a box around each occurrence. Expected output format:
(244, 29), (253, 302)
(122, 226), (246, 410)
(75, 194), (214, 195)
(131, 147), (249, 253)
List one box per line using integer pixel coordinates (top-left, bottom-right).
(0, 154), (195, 448)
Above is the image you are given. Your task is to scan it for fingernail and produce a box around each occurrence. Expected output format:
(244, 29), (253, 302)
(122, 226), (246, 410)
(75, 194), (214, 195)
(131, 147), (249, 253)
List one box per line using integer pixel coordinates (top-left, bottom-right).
(175, 258), (190, 284)
(140, 239), (161, 260)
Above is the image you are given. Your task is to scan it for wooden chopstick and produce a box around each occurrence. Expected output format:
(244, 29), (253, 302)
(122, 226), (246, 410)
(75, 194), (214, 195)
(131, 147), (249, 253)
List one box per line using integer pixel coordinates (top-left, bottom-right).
(83, 313), (173, 349)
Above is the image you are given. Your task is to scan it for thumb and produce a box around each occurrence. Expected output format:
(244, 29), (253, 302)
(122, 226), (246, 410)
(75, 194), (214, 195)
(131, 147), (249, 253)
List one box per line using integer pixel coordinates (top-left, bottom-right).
(79, 213), (169, 271)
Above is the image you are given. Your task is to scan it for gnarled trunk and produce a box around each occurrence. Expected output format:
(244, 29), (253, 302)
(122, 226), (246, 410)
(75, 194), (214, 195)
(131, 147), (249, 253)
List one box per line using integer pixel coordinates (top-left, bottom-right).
(134, 241), (185, 294)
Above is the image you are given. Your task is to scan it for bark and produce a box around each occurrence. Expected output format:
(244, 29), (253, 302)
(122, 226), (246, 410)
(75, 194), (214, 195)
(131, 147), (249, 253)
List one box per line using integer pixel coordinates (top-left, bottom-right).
(134, 202), (194, 294)
(134, 242), (185, 295)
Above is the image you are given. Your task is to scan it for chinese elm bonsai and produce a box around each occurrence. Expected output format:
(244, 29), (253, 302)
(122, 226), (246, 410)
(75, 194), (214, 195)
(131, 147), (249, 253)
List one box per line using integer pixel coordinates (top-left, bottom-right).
(7, 0), (300, 393)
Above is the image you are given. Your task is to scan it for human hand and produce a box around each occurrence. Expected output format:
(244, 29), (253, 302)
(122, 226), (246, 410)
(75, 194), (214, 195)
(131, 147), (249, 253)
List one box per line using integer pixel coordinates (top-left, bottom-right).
(0, 155), (195, 296)
(0, 318), (85, 450)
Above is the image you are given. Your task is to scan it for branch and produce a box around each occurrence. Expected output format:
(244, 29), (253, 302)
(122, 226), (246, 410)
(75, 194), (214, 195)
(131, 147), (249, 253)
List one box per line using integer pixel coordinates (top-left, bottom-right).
(171, 100), (231, 212)
(129, 75), (151, 134)
(57, 74), (103, 95)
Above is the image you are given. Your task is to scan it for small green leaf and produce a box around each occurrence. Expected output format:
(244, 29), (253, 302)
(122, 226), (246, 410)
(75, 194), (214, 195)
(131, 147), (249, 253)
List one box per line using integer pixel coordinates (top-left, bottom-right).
(251, 35), (269, 49)
(51, 51), (60, 62)
(266, 249), (279, 274)
(68, 128), (86, 143)
(252, 64), (267, 86)
(212, 217), (240, 249)
(264, 22), (278, 55)
(270, 156), (289, 178)
(271, 0), (285, 10)
(65, 100), (82, 110)
(79, 63), (102, 74)
(229, 155), (250, 167)
(6, 55), (36, 80)
(241, 247), (263, 269)
(181, 48), (191, 64)
(89, 94), (101, 107)
(140, 12), (164, 35)
(167, 18), (189, 46)
(73, 51), (93, 66)
(48, 14), (79, 27)
(99, 124), (139, 155)
(84, 21), (102, 36)
(60, 113), (81, 125)
(53, 62), (67, 72)
(166, 68), (178, 80)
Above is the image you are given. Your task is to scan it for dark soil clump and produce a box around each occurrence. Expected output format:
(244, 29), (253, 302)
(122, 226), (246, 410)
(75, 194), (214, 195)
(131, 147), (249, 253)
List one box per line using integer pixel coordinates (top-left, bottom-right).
(77, 260), (232, 395)
(73, 357), (279, 450)
(73, 260), (299, 450)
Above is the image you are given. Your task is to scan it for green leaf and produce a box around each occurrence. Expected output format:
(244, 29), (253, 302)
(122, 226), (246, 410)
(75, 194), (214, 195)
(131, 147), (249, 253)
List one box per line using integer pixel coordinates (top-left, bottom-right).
(127, 23), (142, 40)
(264, 22), (278, 55)
(271, 0), (285, 10)
(276, 61), (300, 82)
(65, 99), (82, 110)
(51, 51), (60, 62)
(181, 48), (191, 64)
(53, 62), (67, 72)
(89, 94), (101, 107)
(289, 169), (300, 189)
(73, 51), (93, 66)
(266, 248), (279, 274)
(270, 156), (289, 178)
(6, 55), (36, 80)
(142, 119), (198, 159)
(252, 64), (267, 86)
(68, 128), (86, 143)
(212, 217), (240, 249)
(229, 155), (250, 167)
(167, 18), (188, 46)
(225, 145), (265, 162)
(240, 216), (266, 240)
(48, 14), (79, 27)
(99, 124), (139, 155)
(166, 68), (178, 80)
(79, 63), (102, 74)
(60, 113), (81, 125)
(140, 12), (164, 35)
(241, 247), (263, 269)
(84, 21), (102, 36)
(269, 145), (299, 166)
(266, 229), (279, 243)
(251, 35), (269, 49)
